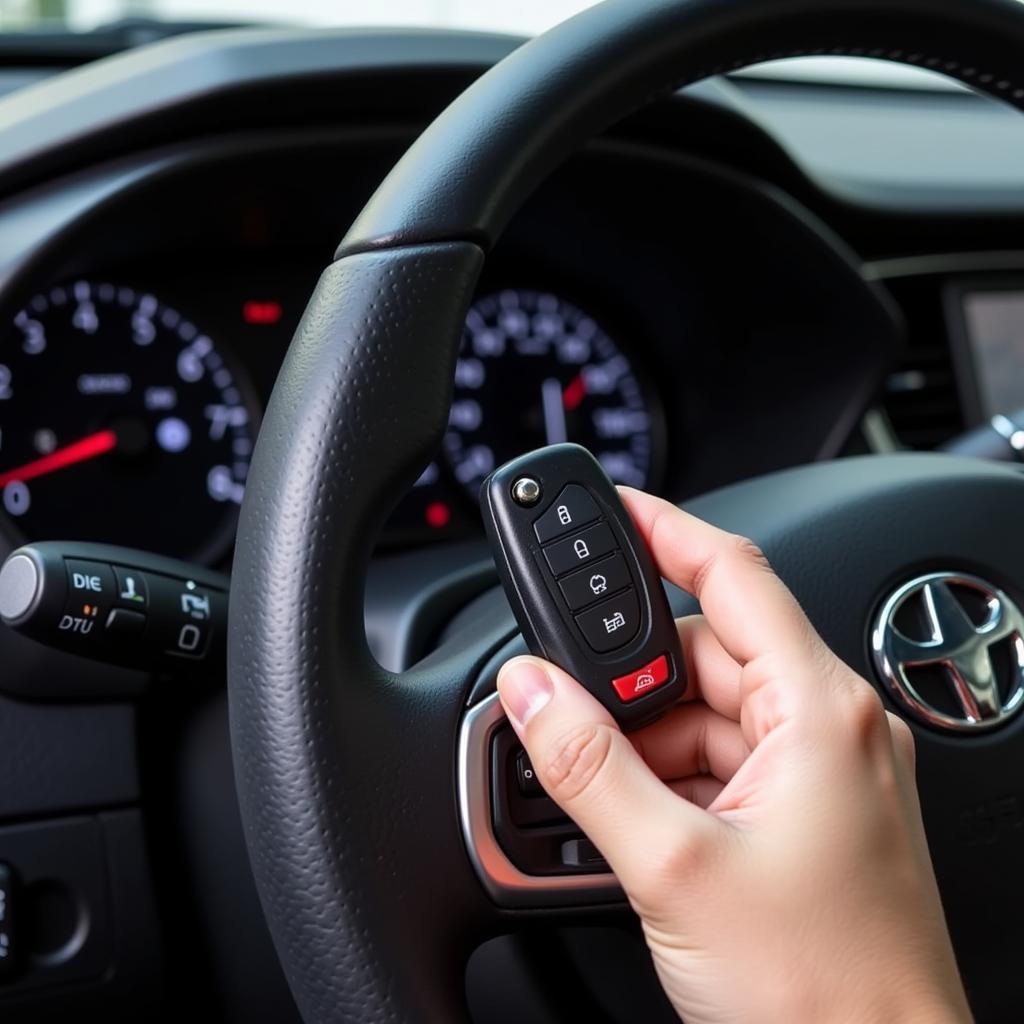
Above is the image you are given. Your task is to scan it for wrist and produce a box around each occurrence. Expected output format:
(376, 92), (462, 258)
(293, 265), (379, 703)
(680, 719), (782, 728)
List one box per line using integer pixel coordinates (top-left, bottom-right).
(810, 978), (971, 1024)
(751, 957), (969, 1024)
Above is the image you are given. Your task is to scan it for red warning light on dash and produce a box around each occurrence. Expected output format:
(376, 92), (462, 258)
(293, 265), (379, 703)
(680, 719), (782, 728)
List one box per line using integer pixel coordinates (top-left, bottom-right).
(425, 502), (451, 529)
(242, 300), (283, 326)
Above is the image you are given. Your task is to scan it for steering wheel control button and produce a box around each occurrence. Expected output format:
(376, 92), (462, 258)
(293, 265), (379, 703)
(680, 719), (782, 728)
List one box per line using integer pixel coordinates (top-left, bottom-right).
(511, 477), (542, 507)
(105, 608), (147, 638)
(533, 484), (600, 543)
(612, 654), (671, 703)
(112, 566), (148, 609)
(0, 553), (42, 625)
(483, 444), (684, 730)
(558, 552), (631, 611)
(514, 749), (544, 797)
(575, 589), (641, 653)
(560, 837), (609, 872)
(542, 521), (617, 577)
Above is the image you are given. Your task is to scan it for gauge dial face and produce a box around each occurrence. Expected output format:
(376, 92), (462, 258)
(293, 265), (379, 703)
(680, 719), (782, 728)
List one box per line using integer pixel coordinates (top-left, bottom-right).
(444, 290), (655, 494)
(0, 281), (254, 562)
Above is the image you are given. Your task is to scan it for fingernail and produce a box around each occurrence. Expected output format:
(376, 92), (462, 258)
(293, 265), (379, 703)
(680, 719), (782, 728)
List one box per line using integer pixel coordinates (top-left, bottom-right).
(498, 659), (554, 730)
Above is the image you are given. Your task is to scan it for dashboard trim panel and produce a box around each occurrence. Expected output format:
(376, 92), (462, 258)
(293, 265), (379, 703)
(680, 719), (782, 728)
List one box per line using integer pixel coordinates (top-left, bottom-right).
(865, 250), (1024, 281)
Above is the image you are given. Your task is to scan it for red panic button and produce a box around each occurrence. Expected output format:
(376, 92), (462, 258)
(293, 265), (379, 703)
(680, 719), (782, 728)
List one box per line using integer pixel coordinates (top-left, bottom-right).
(611, 655), (671, 703)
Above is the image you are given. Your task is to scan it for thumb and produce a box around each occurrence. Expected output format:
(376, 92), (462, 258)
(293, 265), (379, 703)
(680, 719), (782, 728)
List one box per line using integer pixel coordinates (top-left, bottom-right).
(496, 655), (717, 890)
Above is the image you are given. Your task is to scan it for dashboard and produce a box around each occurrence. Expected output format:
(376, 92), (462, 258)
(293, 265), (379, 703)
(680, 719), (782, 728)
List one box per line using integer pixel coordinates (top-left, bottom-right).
(0, 125), (898, 567)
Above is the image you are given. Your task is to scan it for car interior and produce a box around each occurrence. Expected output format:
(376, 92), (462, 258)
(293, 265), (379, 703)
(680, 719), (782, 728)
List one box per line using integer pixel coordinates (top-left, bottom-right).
(2, 0), (1024, 1020)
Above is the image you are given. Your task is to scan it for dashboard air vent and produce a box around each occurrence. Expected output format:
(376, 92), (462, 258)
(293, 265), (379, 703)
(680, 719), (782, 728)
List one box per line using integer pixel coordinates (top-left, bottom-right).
(876, 277), (967, 450)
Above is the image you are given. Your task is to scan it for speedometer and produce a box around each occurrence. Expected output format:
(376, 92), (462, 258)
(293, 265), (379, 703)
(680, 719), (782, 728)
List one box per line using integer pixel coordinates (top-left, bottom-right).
(0, 281), (254, 563)
(444, 290), (657, 493)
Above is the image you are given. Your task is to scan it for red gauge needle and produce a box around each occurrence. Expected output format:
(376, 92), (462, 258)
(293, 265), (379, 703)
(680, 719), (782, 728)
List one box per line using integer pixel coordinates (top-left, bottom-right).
(562, 373), (587, 412)
(0, 429), (118, 489)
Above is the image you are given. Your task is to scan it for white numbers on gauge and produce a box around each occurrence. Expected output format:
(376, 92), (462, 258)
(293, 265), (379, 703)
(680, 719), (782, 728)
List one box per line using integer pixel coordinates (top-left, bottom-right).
(598, 452), (646, 488)
(448, 400), (482, 432)
(15, 311), (46, 355)
(33, 429), (56, 454)
(593, 408), (650, 439)
(2, 481), (30, 517)
(207, 465), (245, 505)
(582, 356), (628, 395)
(556, 335), (591, 364)
(453, 445), (494, 485)
(471, 328), (505, 358)
(454, 357), (485, 389)
(132, 293), (157, 346)
(204, 403), (249, 441)
(177, 335), (212, 384)
(72, 281), (98, 335)
(498, 306), (529, 339)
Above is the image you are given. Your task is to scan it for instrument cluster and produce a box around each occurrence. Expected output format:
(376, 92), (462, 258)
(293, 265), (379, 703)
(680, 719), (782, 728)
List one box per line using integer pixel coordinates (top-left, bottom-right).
(0, 276), (662, 563)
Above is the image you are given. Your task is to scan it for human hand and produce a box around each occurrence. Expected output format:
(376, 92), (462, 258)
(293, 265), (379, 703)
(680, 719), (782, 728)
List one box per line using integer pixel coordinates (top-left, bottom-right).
(496, 488), (971, 1024)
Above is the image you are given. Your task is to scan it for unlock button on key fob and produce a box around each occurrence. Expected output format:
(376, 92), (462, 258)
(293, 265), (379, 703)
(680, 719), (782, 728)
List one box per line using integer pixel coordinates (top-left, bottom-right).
(543, 522), (616, 576)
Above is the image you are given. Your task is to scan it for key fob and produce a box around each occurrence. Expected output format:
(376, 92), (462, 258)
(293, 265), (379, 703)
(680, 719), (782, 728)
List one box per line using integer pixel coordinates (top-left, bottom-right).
(481, 443), (685, 730)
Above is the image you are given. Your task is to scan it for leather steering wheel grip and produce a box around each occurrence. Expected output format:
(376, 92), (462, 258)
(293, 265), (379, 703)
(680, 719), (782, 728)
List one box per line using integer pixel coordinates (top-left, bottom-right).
(228, 1), (1024, 1022)
(229, 244), (498, 1024)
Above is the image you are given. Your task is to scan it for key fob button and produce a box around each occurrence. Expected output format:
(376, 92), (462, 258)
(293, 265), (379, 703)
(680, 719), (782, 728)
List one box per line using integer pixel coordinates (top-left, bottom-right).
(558, 552), (632, 611)
(533, 484), (601, 543)
(612, 654), (671, 703)
(543, 522), (617, 576)
(575, 588), (641, 652)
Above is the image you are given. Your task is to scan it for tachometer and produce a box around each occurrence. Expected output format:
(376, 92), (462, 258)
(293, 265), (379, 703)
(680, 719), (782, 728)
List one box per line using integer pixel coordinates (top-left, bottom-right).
(444, 289), (656, 493)
(0, 281), (254, 563)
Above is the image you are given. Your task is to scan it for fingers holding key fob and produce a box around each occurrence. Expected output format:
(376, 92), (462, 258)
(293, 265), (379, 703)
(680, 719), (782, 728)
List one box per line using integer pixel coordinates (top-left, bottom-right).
(494, 481), (971, 1024)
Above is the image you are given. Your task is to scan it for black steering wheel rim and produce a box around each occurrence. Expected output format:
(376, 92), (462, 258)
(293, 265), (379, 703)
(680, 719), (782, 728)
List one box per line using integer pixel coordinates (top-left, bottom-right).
(228, 2), (1024, 1021)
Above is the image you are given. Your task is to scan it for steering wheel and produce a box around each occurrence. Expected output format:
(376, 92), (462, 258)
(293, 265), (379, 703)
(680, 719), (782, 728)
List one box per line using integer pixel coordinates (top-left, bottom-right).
(227, 1), (1024, 1021)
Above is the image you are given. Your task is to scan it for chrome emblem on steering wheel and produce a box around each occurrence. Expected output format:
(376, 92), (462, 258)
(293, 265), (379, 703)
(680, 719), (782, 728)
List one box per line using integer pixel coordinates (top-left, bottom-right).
(871, 572), (1024, 733)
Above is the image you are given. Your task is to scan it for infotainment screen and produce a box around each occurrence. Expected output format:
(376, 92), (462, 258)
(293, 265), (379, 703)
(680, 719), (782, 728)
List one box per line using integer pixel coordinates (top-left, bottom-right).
(955, 288), (1024, 419)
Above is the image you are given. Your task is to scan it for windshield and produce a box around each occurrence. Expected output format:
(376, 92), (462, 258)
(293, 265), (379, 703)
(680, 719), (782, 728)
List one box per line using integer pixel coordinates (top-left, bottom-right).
(0, 0), (599, 34)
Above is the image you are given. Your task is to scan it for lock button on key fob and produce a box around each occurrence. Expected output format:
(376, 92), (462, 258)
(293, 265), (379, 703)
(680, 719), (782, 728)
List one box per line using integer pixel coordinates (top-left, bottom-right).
(482, 443), (685, 730)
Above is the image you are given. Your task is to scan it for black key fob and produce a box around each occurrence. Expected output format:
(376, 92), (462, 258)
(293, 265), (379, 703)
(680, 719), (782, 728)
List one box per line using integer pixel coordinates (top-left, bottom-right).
(481, 443), (685, 730)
